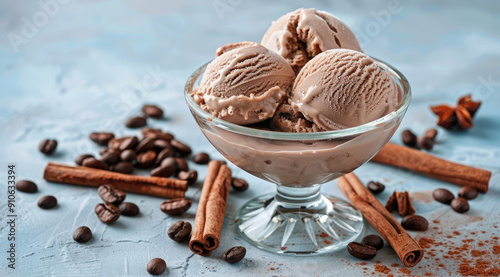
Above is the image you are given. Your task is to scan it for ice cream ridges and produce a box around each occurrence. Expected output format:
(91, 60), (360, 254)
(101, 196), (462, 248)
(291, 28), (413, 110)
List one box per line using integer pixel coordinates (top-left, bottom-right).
(192, 8), (400, 131)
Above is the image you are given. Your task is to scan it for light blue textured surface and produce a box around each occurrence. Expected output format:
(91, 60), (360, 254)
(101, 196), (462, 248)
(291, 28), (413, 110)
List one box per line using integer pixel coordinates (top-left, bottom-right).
(1, 1), (499, 276)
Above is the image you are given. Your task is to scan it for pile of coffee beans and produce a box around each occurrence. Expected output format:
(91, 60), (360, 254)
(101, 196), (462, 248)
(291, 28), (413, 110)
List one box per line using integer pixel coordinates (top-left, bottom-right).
(432, 186), (477, 213)
(401, 128), (438, 151)
(347, 234), (384, 260)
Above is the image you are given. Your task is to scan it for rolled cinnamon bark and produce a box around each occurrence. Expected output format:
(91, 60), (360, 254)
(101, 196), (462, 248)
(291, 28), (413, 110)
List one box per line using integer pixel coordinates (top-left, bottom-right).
(189, 161), (232, 256)
(372, 142), (491, 192)
(338, 173), (424, 267)
(43, 162), (187, 198)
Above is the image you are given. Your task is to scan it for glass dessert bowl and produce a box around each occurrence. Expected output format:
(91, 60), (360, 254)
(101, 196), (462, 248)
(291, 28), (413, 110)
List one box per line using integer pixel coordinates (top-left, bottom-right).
(185, 58), (411, 256)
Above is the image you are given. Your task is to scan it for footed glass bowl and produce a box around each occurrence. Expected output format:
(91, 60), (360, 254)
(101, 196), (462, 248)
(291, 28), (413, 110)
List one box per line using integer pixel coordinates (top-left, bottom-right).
(184, 58), (411, 256)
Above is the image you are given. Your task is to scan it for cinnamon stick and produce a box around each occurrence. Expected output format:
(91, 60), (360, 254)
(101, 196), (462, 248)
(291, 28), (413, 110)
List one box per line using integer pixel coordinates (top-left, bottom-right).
(189, 161), (232, 256)
(338, 173), (423, 267)
(43, 162), (187, 198)
(372, 142), (491, 192)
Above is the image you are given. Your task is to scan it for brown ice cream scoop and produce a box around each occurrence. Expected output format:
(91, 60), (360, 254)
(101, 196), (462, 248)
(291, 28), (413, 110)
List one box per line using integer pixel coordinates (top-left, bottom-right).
(192, 43), (295, 125)
(261, 8), (362, 73)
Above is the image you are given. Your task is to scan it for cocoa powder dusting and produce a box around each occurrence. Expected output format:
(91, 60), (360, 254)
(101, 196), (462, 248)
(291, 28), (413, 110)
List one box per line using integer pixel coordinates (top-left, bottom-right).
(399, 268), (411, 274)
(374, 265), (391, 274)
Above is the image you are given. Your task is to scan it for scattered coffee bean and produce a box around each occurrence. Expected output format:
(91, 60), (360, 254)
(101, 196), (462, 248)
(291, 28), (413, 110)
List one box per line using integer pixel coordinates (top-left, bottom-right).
(451, 197), (470, 213)
(156, 148), (175, 164)
(16, 180), (38, 193)
(193, 153), (210, 164)
(401, 130), (417, 147)
(458, 186), (478, 200)
(168, 220), (192, 242)
(147, 258), (166, 275)
(175, 158), (188, 172)
(347, 242), (377, 260)
(417, 137), (435, 151)
(153, 139), (171, 151)
(142, 104), (164, 118)
(108, 137), (129, 150)
(82, 157), (109, 170)
(401, 215), (429, 231)
(39, 139), (58, 155)
(100, 152), (120, 165)
(151, 165), (175, 178)
(38, 195), (57, 209)
(136, 150), (157, 168)
(126, 116), (147, 128)
(97, 184), (126, 205)
(161, 157), (178, 169)
(231, 178), (249, 192)
(119, 136), (139, 151)
(111, 161), (134, 174)
(178, 170), (198, 186)
(73, 226), (92, 243)
(135, 137), (156, 153)
(120, 149), (137, 162)
(95, 203), (120, 224)
(118, 202), (140, 216)
(361, 234), (384, 250)
(424, 128), (438, 140)
(171, 139), (192, 156)
(142, 127), (174, 141)
(160, 198), (192, 215)
(89, 132), (114, 146)
(367, 181), (385, 194)
(75, 154), (94, 166)
(222, 246), (246, 263)
(432, 188), (454, 204)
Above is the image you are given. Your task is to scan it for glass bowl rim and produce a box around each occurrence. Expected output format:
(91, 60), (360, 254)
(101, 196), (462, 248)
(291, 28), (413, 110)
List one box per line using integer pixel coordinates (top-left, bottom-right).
(184, 56), (411, 140)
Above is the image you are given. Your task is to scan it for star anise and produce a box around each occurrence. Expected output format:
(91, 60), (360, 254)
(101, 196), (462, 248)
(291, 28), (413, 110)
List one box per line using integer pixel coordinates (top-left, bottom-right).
(430, 95), (481, 130)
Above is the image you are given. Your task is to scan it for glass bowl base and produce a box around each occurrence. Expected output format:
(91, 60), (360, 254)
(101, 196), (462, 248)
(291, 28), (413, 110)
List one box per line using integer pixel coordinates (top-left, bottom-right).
(234, 193), (364, 256)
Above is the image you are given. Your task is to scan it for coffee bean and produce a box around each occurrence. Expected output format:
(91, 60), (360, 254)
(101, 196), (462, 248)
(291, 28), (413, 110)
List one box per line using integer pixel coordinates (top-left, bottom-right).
(73, 226), (92, 243)
(171, 139), (192, 156)
(458, 186), (478, 200)
(118, 202), (139, 216)
(168, 220), (192, 242)
(119, 136), (139, 151)
(161, 157), (178, 169)
(89, 132), (114, 146)
(147, 258), (166, 275)
(153, 139), (171, 151)
(156, 148), (174, 164)
(222, 246), (246, 263)
(417, 137), (435, 151)
(142, 127), (174, 141)
(367, 181), (385, 194)
(108, 137), (130, 150)
(75, 154), (94, 166)
(99, 148), (120, 156)
(361, 235), (384, 250)
(136, 137), (156, 153)
(231, 178), (249, 192)
(451, 197), (470, 213)
(100, 152), (120, 165)
(97, 184), (126, 205)
(160, 198), (192, 215)
(151, 165), (175, 178)
(401, 215), (429, 231)
(38, 195), (57, 209)
(175, 158), (188, 172)
(39, 139), (58, 154)
(347, 242), (377, 260)
(178, 170), (197, 186)
(16, 180), (38, 193)
(111, 161), (134, 174)
(82, 157), (109, 170)
(401, 130), (417, 147)
(432, 188), (454, 204)
(193, 153), (210, 164)
(95, 203), (120, 224)
(424, 128), (438, 140)
(142, 104), (164, 118)
(120, 149), (137, 162)
(136, 150), (157, 168)
(126, 116), (147, 128)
